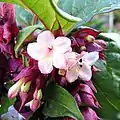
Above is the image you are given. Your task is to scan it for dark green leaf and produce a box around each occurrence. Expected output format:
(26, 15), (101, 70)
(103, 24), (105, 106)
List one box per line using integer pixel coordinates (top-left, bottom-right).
(43, 83), (83, 120)
(0, 97), (15, 114)
(57, 0), (120, 25)
(14, 24), (41, 55)
(0, 0), (81, 33)
(93, 33), (120, 120)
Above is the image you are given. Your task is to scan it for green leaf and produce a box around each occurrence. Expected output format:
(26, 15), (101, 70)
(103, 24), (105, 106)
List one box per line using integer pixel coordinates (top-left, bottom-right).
(93, 33), (120, 120)
(43, 83), (83, 120)
(0, 0), (81, 33)
(14, 24), (41, 55)
(19, 0), (81, 32)
(0, 96), (15, 114)
(57, 0), (120, 25)
(15, 5), (33, 27)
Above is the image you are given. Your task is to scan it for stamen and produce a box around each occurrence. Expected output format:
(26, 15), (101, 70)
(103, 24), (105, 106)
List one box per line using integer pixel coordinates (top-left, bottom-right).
(80, 65), (82, 67)
(58, 69), (66, 76)
(48, 45), (53, 50)
(79, 59), (82, 62)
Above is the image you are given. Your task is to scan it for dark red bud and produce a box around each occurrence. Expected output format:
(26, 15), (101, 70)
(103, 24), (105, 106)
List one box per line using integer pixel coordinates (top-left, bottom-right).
(74, 93), (82, 106)
(95, 39), (107, 49)
(81, 107), (100, 120)
(80, 92), (100, 108)
(84, 80), (97, 92)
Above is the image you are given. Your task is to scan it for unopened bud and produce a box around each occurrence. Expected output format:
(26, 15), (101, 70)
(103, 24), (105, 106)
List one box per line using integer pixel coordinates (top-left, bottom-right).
(95, 39), (106, 49)
(21, 81), (31, 93)
(85, 35), (95, 42)
(74, 93), (82, 106)
(34, 89), (42, 100)
(58, 69), (66, 76)
(8, 78), (24, 99)
(80, 46), (86, 51)
(81, 107), (100, 120)
(30, 99), (40, 112)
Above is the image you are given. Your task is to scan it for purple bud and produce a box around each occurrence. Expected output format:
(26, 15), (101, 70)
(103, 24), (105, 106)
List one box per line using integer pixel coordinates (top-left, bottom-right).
(87, 42), (104, 52)
(81, 107), (100, 120)
(95, 40), (107, 49)
(74, 93), (82, 106)
(8, 58), (23, 73)
(0, 2), (19, 44)
(84, 80), (97, 92)
(60, 77), (68, 87)
(79, 84), (100, 108)
(80, 92), (100, 108)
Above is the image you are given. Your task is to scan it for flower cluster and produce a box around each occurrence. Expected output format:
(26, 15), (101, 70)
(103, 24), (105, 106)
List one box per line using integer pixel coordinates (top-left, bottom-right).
(7, 27), (106, 119)
(0, 3), (106, 120)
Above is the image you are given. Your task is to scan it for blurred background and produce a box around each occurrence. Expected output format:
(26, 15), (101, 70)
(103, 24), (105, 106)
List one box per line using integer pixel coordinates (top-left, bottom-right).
(85, 10), (120, 33)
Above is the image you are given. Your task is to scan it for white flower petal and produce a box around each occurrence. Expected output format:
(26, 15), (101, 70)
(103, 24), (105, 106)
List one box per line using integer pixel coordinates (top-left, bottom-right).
(78, 62), (92, 81)
(82, 52), (99, 65)
(66, 65), (79, 83)
(38, 58), (53, 74)
(53, 53), (66, 69)
(27, 42), (46, 60)
(53, 37), (72, 53)
(37, 30), (54, 46)
(65, 52), (80, 67)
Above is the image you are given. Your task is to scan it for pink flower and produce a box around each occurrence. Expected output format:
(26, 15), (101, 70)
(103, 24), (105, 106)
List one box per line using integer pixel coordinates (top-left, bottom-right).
(65, 51), (99, 83)
(27, 30), (71, 74)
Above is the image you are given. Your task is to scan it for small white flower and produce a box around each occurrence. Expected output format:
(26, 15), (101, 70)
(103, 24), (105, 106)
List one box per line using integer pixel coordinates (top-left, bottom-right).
(27, 30), (72, 74)
(65, 52), (99, 83)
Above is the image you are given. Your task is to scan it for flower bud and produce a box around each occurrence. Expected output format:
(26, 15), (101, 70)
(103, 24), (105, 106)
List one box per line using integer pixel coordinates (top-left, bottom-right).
(81, 107), (100, 120)
(95, 39), (106, 49)
(79, 84), (100, 108)
(80, 46), (86, 51)
(30, 99), (40, 112)
(80, 92), (100, 108)
(74, 93), (82, 106)
(21, 81), (31, 93)
(85, 35), (95, 42)
(8, 78), (24, 99)
(33, 89), (42, 100)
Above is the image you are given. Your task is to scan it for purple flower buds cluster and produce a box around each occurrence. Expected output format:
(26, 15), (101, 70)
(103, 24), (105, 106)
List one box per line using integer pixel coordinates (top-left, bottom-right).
(71, 28), (106, 55)
(0, 2), (106, 119)
(0, 3), (19, 56)
(58, 28), (106, 120)
(8, 66), (45, 112)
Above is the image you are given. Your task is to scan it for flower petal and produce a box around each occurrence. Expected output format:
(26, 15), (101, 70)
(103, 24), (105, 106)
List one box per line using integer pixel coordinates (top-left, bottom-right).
(82, 52), (99, 65)
(78, 62), (92, 81)
(38, 58), (53, 74)
(66, 65), (79, 83)
(27, 43), (46, 60)
(54, 37), (72, 53)
(53, 53), (66, 69)
(65, 52), (81, 68)
(37, 30), (54, 46)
